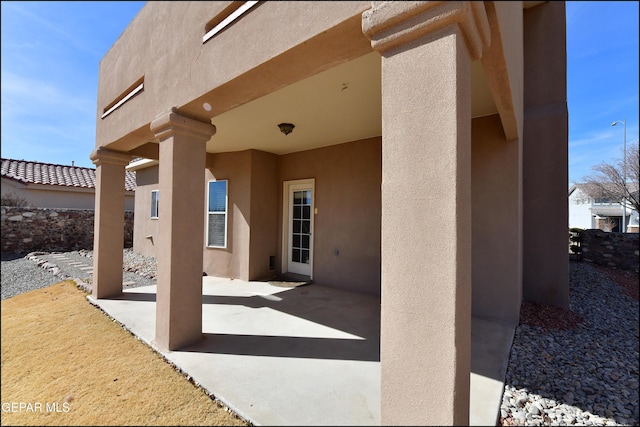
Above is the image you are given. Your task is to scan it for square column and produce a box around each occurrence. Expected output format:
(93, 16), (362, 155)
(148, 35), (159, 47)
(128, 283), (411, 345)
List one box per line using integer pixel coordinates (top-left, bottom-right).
(522, 2), (569, 309)
(90, 147), (132, 299)
(363, 3), (490, 425)
(151, 108), (216, 351)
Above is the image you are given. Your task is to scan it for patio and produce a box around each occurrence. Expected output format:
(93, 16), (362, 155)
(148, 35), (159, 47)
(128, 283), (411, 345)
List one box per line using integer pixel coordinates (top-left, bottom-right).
(88, 276), (514, 426)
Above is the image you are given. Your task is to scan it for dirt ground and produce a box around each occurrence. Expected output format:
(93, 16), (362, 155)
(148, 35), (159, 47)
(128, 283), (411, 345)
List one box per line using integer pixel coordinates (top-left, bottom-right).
(1, 280), (249, 426)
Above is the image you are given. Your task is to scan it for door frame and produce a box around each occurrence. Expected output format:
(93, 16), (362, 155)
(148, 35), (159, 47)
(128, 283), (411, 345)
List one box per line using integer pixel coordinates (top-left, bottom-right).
(282, 178), (315, 279)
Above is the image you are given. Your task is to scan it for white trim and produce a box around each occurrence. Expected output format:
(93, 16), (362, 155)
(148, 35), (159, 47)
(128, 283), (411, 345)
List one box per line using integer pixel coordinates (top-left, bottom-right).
(101, 82), (144, 119)
(126, 158), (158, 171)
(206, 179), (228, 249)
(282, 178), (315, 279)
(1, 181), (135, 196)
(202, 1), (259, 43)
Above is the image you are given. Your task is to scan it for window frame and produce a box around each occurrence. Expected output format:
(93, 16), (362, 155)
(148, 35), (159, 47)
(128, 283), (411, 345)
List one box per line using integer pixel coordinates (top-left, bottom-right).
(206, 180), (228, 248)
(150, 190), (159, 219)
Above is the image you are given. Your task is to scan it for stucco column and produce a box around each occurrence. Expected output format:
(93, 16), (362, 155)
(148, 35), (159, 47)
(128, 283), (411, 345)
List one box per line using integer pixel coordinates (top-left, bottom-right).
(363, 2), (489, 425)
(151, 108), (216, 351)
(90, 147), (131, 299)
(522, 2), (569, 309)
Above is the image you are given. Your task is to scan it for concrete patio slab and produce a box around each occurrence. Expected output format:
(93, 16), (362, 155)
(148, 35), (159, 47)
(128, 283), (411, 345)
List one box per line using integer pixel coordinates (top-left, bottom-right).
(470, 318), (516, 426)
(88, 277), (514, 426)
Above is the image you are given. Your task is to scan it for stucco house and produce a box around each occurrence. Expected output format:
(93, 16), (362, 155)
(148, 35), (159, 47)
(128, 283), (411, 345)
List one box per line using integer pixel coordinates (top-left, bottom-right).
(569, 183), (640, 232)
(90, 1), (569, 424)
(1, 158), (135, 211)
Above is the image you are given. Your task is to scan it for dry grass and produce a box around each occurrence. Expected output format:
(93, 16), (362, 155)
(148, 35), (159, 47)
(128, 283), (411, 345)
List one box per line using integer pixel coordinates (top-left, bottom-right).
(1, 281), (249, 426)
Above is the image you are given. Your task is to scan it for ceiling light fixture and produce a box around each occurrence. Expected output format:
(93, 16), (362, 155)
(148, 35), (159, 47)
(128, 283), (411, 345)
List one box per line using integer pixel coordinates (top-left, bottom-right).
(278, 123), (295, 136)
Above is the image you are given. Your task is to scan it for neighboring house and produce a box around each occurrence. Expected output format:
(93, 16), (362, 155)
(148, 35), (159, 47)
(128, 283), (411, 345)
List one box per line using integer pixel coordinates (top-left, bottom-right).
(89, 2), (569, 424)
(569, 183), (640, 233)
(1, 158), (136, 211)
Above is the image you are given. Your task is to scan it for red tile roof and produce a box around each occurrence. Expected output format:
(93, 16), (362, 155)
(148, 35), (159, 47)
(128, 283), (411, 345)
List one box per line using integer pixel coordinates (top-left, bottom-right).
(1, 158), (136, 192)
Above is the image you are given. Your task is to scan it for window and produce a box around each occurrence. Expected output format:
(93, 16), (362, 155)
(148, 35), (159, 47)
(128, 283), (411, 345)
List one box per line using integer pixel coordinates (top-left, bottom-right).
(151, 190), (159, 219)
(594, 197), (615, 205)
(207, 180), (228, 248)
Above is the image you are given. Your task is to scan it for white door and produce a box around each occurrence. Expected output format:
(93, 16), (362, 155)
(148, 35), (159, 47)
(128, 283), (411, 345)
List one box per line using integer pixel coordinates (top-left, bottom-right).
(284, 179), (314, 277)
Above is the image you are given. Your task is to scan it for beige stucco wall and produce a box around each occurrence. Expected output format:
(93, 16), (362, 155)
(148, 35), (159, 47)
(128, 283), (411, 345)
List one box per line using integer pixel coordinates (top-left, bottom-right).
(204, 151), (252, 280)
(132, 167), (159, 257)
(471, 114), (522, 325)
(279, 137), (382, 295)
(1, 178), (134, 211)
(248, 150), (279, 280)
(522, 1), (569, 309)
(488, 1), (524, 140)
(132, 138), (381, 294)
(97, 1), (371, 151)
(134, 153), (258, 280)
(204, 149), (281, 282)
(93, 0), (570, 422)
(458, 2), (526, 328)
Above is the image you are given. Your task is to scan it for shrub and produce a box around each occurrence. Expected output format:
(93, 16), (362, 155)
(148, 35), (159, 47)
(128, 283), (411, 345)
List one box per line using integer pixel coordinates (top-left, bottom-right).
(1, 192), (29, 207)
(569, 227), (584, 255)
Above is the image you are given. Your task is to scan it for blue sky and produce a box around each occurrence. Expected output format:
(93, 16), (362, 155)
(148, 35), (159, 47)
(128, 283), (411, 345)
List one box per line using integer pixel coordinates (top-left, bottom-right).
(566, 1), (639, 186)
(1, 1), (638, 187)
(1, 1), (145, 168)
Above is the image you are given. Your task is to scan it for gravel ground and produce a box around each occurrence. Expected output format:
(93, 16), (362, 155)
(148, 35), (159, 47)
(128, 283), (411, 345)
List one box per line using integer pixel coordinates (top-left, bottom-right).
(1, 248), (157, 300)
(500, 262), (639, 426)
(1, 253), (65, 300)
(2, 252), (638, 426)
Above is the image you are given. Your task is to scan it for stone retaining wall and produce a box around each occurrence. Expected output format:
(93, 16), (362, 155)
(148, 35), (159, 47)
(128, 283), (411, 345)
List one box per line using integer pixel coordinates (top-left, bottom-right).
(1, 207), (133, 254)
(581, 229), (639, 272)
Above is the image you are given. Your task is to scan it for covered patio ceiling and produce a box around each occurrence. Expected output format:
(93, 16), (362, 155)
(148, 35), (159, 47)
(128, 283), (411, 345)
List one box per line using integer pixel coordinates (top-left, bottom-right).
(204, 51), (498, 156)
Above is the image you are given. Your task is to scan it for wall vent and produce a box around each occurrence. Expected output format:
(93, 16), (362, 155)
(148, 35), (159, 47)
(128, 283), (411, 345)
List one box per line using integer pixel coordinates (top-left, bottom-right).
(203, 1), (259, 44)
(101, 76), (144, 119)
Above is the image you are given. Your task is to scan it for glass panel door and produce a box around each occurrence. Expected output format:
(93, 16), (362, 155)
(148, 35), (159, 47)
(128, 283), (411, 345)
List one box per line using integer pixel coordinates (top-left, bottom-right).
(286, 181), (313, 277)
(291, 190), (311, 265)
